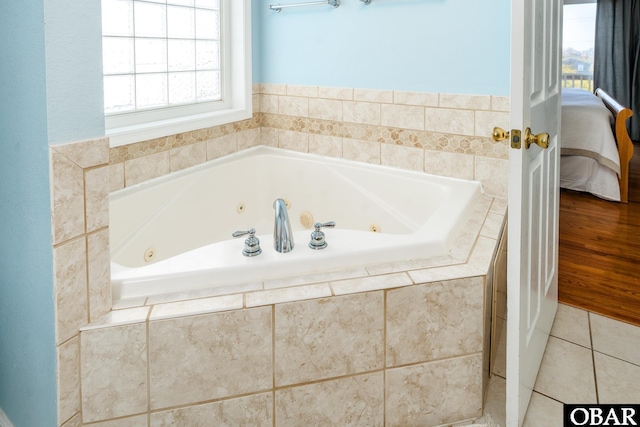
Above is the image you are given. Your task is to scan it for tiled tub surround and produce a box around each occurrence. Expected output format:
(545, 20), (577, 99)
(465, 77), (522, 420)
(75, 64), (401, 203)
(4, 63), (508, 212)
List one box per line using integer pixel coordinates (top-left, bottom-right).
(76, 193), (506, 426)
(51, 85), (509, 426)
(54, 192), (506, 426)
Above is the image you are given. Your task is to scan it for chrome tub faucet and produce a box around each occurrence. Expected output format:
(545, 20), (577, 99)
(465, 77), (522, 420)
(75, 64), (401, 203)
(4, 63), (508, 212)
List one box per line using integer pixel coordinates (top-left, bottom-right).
(273, 198), (294, 253)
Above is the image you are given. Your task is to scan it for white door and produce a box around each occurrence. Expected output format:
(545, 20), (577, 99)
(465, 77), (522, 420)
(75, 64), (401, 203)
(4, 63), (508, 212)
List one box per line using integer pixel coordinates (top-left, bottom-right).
(505, 0), (561, 425)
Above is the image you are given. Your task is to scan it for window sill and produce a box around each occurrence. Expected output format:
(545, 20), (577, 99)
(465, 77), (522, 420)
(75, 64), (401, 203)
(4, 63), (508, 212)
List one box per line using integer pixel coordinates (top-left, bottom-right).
(106, 105), (253, 148)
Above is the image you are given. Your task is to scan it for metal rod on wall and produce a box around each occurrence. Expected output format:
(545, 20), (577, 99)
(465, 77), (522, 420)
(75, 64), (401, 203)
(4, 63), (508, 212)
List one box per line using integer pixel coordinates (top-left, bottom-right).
(269, 0), (339, 12)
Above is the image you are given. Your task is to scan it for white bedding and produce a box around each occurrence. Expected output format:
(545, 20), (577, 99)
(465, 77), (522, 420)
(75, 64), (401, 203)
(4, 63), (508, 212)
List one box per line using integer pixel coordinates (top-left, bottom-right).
(561, 89), (621, 201)
(560, 155), (621, 201)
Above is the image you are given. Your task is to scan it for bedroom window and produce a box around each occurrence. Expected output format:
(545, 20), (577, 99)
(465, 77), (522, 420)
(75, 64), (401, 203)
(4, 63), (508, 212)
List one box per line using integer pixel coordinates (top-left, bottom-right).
(101, 0), (252, 147)
(562, 1), (596, 91)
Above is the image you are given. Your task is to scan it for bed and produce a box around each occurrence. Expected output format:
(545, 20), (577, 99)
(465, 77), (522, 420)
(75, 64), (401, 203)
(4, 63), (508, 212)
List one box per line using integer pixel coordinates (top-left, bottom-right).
(560, 88), (634, 203)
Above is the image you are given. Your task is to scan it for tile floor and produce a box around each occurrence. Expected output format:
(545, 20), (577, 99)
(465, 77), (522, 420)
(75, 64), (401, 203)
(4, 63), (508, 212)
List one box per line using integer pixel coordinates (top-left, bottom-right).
(484, 303), (640, 426)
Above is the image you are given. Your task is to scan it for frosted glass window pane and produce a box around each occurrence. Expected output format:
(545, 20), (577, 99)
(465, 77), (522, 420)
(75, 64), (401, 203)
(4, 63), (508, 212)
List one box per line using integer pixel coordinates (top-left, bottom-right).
(103, 37), (135, 74)
(196, 40), (219, 70)
(102, 0), (133, 36)
(195, 9), (219, 40)
(167, 0), (194, 6)
(168, 39), (196, 71)
(167, 6), (195, 39)
(104, 75), (135, 113)
(196, 70), (220, 101)
(169, 72), (196, 104)
(134, 2), (167, 38)
(195, 0), (219, 9)
(103, 0), (228, 116)
(136, 74), (168, 108)
(135, 38), (167, 73)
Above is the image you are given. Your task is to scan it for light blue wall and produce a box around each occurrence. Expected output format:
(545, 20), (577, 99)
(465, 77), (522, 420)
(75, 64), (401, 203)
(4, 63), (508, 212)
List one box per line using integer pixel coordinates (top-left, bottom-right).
(0, 3), (58, 427)
(45, 0), (105, 144)
(252, 0), (511, 95)
(252, 0), (263, 84)
(0, 1), (105, 425)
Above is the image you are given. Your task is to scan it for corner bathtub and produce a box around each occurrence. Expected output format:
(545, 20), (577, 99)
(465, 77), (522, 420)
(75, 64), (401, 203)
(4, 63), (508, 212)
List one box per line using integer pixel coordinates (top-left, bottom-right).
(110, 146), (483, 300)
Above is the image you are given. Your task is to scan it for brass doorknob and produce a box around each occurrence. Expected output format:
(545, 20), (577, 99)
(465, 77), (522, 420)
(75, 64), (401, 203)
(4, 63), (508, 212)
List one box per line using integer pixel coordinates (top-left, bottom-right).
(492, 127), (510, 142)
(524, 127), (550, 149)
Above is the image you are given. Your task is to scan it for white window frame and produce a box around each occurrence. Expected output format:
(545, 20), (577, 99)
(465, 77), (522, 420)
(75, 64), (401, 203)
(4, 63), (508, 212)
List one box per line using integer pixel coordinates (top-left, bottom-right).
(105, 0), (252, 147)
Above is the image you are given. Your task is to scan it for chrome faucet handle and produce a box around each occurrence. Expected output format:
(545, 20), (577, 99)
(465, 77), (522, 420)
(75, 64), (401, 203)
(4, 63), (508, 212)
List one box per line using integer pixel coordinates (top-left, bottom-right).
(309, 221), (336, 250)
(232, 228), (262, 257)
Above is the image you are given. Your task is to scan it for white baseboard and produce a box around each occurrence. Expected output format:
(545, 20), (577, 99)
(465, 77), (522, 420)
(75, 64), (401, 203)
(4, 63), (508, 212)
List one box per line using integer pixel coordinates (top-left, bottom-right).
(0, 408), (14, 427)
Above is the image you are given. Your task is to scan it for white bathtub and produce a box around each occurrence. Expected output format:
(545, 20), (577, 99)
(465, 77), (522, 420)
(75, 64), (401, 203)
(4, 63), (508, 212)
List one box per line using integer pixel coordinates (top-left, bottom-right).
(110, 146), (483, 300)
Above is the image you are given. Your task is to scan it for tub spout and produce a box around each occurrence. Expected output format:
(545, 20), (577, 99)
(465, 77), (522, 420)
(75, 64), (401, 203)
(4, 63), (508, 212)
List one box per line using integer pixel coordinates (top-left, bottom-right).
(273, 198), (294, 253)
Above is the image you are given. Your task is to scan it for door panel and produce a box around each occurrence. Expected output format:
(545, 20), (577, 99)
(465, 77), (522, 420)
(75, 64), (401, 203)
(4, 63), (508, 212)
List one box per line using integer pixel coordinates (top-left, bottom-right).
(506, 0), (561, 424)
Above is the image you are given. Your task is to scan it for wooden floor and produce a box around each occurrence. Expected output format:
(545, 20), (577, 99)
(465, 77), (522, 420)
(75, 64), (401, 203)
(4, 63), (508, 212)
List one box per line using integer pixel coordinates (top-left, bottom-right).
(558, 142), (640, 326)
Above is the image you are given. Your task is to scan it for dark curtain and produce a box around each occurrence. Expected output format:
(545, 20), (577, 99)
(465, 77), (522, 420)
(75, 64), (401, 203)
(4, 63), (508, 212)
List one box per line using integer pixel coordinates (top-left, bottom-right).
(593, 0), (640, 141)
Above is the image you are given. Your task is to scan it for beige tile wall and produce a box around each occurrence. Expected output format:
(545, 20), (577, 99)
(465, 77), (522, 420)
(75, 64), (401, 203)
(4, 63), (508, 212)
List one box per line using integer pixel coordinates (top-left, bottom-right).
(77, 276), (485, 426)
(151, 393), (273, 426)
(50, 84), (509, 426)
(274, 292), (384, 386)
(81, 323), (148, 422)
(107, 84), (510, 197)
(108, 116), (261, 192)
(257, 84), (510, 198)
(148, 307), (272, 409)
(50, 137), (112, 426)
(386, 354), (483, 426)
(276, 372), (384, 426)
(386, 277), (485, 366)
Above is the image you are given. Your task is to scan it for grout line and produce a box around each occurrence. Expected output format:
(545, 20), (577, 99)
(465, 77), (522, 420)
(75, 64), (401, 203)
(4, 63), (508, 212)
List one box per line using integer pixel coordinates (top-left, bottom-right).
(547, 334), (592, 351)
(81, 412), (148, 426)
(84, 234), (92, 325)
(531, 389), (567, 406)
(76, 335), (83, 427)
(588, 311), (600, 404)
(272, 305), (276, 427)
(591, 348), (640, 368)
(272, 368), (386, 392)
(404, 271), (415, 285)
(387, 351), (484, 372)
(57, 332), (81, 349)
(142, 391), (272, 418)
(383, 289), (388, 423)
(52, 233), (87, 250)
(146, 313), (152, 419)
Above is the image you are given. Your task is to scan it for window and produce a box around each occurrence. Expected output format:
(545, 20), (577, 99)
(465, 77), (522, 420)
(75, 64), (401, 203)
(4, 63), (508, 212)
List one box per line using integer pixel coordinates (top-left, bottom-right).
(101, 0), (252, 147)
(562, 1), (596, 91)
